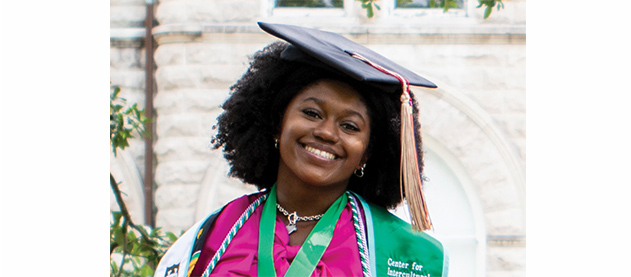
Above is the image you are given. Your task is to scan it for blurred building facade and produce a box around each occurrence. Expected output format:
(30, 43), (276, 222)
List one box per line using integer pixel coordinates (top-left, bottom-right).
(110, 0), (526, 276)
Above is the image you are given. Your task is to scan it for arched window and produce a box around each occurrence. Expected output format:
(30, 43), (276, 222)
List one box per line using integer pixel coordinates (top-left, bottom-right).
(392, 141), (486, 277)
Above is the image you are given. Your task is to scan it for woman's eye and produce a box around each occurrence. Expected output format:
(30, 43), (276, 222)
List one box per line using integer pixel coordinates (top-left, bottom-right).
(341, 123), (359, 132)
(303, 109), (321, 119)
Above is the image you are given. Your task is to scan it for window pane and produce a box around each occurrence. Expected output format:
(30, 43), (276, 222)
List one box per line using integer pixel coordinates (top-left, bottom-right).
(276, 0), (343, 8)
(396, 0), (463, 9)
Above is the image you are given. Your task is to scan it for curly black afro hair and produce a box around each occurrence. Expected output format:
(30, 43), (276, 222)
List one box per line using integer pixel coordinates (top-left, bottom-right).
(212, 42), (424, 209)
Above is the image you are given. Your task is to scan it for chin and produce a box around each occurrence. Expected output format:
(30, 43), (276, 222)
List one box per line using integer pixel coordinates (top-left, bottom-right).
(297, 173), (351, 190)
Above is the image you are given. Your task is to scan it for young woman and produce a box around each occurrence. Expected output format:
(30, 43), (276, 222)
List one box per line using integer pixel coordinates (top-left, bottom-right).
(155, 22), (448, 277)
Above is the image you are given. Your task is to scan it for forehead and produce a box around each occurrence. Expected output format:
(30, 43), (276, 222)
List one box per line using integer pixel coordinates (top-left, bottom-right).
(291, 79), (369, 114)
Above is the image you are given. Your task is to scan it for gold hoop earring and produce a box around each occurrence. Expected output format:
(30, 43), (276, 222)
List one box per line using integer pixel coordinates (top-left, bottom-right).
(354, 163), (366, 178)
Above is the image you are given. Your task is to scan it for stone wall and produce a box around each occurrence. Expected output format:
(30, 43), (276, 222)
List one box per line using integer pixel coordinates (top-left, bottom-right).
(110, 0), (148, 223)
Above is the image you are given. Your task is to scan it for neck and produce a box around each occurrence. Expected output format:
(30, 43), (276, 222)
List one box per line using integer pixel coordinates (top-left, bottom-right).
(274, 175), (348, 218)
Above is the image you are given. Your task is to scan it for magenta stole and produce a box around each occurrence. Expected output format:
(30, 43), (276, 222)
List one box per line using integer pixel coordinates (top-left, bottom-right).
(189, 193), (363, 276)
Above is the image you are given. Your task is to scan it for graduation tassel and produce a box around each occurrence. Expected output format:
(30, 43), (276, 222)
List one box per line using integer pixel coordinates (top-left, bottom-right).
(399, 91), (432, 232)
(349, 52), (433, 232)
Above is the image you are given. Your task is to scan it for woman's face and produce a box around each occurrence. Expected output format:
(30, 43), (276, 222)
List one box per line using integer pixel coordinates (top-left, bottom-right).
(277, 79), (371, 190)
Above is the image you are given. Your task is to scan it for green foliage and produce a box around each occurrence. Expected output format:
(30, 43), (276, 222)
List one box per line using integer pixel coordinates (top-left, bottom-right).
(360, 0), (503, 19)
(110, 85), (151, 156)
(357, 0), (381, 18)
(110, 85), (178, 277)
(477, 0), (504, 19)
(110, 212), (178, 277)
(429, 0), (461, 12)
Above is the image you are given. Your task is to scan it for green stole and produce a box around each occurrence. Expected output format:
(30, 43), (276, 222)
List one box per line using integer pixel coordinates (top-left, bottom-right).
(352, 192), (448, 277)
(258, 185), (347, 277)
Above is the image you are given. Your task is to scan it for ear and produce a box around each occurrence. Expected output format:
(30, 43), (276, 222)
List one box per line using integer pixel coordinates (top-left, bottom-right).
(359, 150), (371, 168)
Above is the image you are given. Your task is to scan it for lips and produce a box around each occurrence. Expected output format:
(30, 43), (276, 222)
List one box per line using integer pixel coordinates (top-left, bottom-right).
(304, 145), (336, 160)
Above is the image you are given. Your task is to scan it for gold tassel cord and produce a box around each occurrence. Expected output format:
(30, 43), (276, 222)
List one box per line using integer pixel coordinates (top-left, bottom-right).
(349, 52), (433, 232)
(400, 92), (432, 232)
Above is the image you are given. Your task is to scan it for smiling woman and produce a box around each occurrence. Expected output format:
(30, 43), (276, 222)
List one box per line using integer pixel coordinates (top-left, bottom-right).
(154, 22), (448, 277)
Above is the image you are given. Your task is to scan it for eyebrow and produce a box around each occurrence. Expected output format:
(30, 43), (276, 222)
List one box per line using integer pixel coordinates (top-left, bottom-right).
(303, 97), (367, 123)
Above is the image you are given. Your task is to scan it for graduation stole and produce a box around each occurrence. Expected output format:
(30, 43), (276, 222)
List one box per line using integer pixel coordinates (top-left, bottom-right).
(351, 192), (448, 277)
(194, 191), (447, 277)
(258, 185), (347, 277)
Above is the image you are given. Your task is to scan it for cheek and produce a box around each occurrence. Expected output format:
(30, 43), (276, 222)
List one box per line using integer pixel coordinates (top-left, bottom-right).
(278, 118), (311, 158)
(347, 135), (371, 163)
(278, 109), (296, 137)
(279, 119), (302, 143)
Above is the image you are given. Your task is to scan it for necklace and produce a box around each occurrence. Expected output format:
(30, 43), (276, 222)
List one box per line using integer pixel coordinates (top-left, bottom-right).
(276, 203), (324, 235)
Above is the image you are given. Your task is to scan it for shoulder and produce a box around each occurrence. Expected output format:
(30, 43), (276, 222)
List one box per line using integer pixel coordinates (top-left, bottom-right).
(219, 191), (266, 215)
(155, 191), (266, 277)
(193, 191), (266, 250)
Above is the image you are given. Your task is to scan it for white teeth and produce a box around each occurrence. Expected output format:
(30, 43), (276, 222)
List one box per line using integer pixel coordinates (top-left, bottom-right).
(305, 146), (335, 160)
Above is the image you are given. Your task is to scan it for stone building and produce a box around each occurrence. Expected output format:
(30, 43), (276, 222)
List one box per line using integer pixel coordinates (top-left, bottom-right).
(110, 0), (526, 276)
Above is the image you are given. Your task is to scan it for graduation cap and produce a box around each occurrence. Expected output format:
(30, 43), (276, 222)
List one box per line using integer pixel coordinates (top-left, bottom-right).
(258, 22), (436, 92)
(258, 22), (434, 232)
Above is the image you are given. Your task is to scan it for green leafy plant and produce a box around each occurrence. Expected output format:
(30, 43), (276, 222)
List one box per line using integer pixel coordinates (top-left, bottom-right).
(110, 85), (178, 277)
(428, 0), (461, 12)
(110, 211), (178, 276)
(357, 0), (381, 18)
(477, 0), (504, 19)
(110, 85), (150, 155)
(359, 0), (503, 19)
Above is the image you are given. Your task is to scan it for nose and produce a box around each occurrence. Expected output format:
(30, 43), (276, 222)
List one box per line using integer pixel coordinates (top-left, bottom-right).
(313, 119), (338, 144)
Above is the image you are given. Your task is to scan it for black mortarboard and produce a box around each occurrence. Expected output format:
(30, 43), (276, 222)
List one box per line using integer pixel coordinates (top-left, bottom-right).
(258, 22), (435, 231)
(258, 22), (437, 93)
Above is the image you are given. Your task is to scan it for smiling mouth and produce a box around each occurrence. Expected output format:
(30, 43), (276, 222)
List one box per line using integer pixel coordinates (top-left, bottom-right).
(304, 145), (336, 160)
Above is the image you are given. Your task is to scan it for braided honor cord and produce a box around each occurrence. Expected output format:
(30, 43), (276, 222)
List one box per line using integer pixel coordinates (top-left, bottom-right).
(201, 194), (268, 277)
(348, 192), (371, 277)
